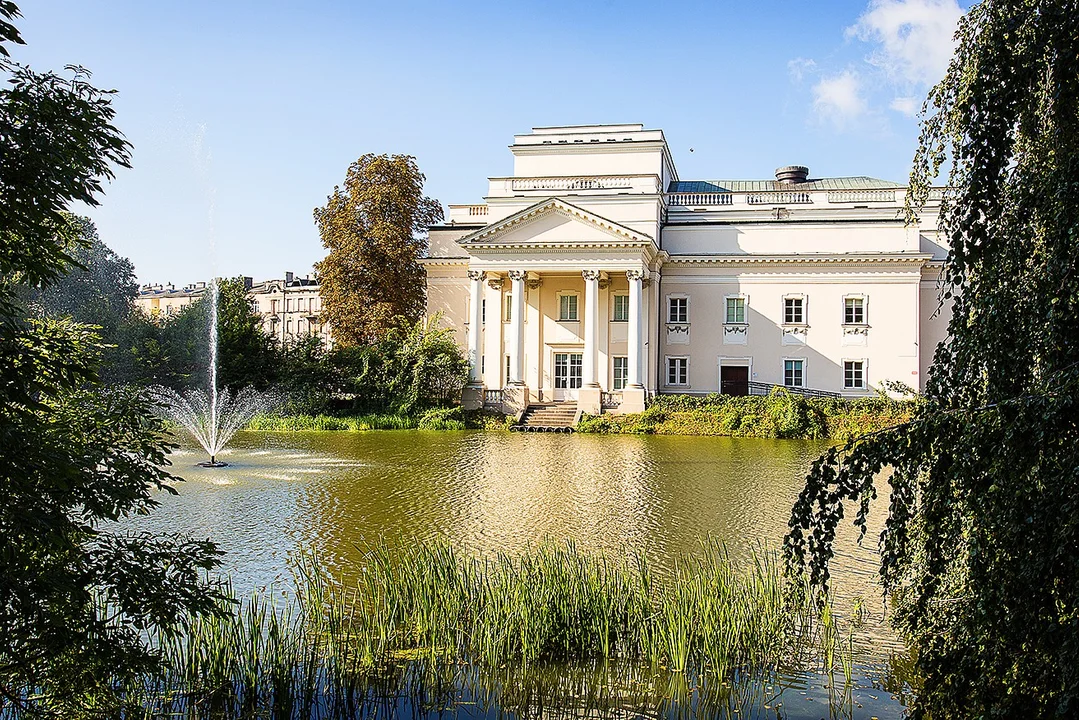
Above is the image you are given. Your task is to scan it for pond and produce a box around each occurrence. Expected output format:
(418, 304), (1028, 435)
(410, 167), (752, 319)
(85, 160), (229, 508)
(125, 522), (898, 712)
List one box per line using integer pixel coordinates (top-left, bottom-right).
(123, 430), (914, 719)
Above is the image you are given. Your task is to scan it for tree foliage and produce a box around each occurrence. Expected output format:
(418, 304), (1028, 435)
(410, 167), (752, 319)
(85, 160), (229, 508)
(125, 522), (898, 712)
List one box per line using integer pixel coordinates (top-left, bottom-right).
(332, 314), (469, 415)
(0, 4), (227, 714)
(313, 154), (443, 347)
(786, 1), (1079, 716)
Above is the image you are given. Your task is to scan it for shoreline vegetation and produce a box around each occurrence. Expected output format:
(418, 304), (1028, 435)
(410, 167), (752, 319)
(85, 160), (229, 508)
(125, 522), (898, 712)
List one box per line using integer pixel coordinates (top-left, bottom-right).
(119, 539), (861, 717)
(245, 392), (913, 441)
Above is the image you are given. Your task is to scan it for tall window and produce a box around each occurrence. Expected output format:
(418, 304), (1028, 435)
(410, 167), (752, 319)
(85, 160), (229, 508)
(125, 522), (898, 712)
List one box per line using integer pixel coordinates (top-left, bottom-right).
(504, 294), (512, 322)
(481, 298), (486, 324)
(844, 360), (866, 389)
(286, 298), (292, 312)
(784, 359), (804, 387)
(666, 357), (689, 386)
(613, 295), (630, 322)
(783, 297), (804, 324)
(559, 294), (578, 321)
(668, 297), (688, 323)
(271, 299), (278, 313)
(844, 297), (865, 324)
(613, 357), (629, 390)
(726, 297), (746, 324)
(505, 355), (511, 384)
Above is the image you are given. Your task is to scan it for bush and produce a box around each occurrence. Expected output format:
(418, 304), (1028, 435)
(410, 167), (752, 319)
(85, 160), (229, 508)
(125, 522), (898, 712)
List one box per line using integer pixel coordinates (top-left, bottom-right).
(577, 393), (914, 440)
(418, 406), (466, 431)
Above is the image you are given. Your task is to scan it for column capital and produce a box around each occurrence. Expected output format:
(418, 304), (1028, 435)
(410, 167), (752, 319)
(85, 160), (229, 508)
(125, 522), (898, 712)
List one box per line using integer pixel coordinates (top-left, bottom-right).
(508, 269), (528, 282)
(626, 269), (646, 282)
(467, 269), (486, 282)
(582, 269), (602, 282)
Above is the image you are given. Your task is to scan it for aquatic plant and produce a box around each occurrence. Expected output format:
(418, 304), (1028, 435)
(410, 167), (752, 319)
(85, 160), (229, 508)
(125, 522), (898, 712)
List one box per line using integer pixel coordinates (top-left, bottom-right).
(114, 539), (855, 718)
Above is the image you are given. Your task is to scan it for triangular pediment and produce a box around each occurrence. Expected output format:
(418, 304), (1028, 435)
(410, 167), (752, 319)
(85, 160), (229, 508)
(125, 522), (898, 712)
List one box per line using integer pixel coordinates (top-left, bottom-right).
(456, 198), (655, 248)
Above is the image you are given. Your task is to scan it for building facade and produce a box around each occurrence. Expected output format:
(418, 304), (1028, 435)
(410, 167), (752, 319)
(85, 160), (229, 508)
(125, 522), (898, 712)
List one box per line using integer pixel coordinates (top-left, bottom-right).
(423, 123), (950, 416)
(136, 273), (332, 346)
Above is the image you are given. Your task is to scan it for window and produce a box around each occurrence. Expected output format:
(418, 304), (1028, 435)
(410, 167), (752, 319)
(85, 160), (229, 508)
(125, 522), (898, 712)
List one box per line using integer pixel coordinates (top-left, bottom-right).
(725, 297), (746, 324)
(286, 298), (292, 312)
(613, 295), (630, 322)
(505, 294), (512, 322)
(844, 360), (866, 389)
(505, 355), (511, 384)
(668, 297), (688, 324)
(666, 357), (689, 386)
(559, 294), (579, 321)
(784, 359), (804, 388)
(481, 298), (486, 324)
(783, 297), (804, 325)
(481, 356), (485, 374)
(844, 297), (865, 325)
(271, 299), (279, 314)
(613, 357), (629, 390)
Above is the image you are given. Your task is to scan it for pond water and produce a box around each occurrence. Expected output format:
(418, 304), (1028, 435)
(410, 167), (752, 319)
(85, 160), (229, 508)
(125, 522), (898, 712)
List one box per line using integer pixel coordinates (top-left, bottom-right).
(124, 430), (914, 719)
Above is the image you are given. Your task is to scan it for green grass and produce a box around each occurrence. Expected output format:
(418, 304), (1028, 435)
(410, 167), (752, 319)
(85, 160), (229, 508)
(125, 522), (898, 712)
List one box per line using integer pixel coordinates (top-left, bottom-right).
(123, 539), (855, 717)
(578, 391), (915, 441)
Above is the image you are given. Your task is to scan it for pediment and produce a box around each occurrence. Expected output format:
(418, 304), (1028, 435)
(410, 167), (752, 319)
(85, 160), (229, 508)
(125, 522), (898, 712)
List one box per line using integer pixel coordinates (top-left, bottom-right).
(456, 198), (654, 249)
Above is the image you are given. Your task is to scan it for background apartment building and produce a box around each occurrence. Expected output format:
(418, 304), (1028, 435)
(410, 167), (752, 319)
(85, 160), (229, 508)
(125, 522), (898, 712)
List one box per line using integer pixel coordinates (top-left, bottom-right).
(136, 273), (332, 347)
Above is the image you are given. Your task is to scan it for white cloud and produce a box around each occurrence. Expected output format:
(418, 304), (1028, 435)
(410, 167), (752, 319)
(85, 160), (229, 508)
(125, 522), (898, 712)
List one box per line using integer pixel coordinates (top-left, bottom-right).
(848, 0), (963, 87)
(889, 95), (921, 116)
(812, 71), (867, 126)
(788, 57), (817, 83)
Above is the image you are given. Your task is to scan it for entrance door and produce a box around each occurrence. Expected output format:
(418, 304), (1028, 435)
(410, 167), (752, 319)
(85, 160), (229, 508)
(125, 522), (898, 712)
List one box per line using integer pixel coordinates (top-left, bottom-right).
(553, 352), (583, 401)
(720, 365), (749, 396)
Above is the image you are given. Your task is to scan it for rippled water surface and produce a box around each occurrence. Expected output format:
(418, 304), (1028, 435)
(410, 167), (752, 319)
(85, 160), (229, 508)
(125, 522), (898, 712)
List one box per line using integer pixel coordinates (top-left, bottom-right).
(123, 430), (913, 718)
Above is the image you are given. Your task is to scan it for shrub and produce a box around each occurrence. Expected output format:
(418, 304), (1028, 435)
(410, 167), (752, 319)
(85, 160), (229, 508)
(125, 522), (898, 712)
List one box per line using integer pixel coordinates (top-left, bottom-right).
(418, 406), (466, 431)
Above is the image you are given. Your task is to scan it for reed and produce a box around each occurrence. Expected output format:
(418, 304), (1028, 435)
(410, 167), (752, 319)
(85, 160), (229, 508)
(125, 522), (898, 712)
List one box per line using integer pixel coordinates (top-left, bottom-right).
(122, 538), (853, 717)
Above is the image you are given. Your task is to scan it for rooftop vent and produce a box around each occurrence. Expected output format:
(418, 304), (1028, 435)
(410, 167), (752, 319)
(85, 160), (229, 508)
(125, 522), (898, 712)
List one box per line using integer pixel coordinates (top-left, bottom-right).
(775, 165), (809, 184)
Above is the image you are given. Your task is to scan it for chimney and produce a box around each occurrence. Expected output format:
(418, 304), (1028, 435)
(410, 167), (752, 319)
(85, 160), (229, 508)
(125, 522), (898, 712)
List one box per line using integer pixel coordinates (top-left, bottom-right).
(775, 165), (809, 184)
(284, 271), (294, 285)
(243, 276), (254, 290)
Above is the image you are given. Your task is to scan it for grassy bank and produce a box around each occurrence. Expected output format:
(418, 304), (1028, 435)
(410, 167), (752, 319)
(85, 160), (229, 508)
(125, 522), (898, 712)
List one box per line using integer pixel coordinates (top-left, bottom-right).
(246, 405), (469, 432)
(122, 540), (853, 717)
(579, 392), (914, 442)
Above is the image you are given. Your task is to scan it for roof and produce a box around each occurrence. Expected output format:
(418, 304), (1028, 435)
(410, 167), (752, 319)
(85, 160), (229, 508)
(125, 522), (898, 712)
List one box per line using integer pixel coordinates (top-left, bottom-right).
(668, 176), (904, 193)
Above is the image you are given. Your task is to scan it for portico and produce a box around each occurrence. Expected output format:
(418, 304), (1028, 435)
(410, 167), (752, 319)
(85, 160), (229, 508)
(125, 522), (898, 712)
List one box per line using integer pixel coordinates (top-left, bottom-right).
(439, 196), (661, 416)
(462, 263), (651, 415)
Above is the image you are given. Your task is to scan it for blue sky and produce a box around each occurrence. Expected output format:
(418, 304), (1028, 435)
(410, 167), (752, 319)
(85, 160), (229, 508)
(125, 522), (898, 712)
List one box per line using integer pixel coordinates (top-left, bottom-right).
(14, 0), (964, 284)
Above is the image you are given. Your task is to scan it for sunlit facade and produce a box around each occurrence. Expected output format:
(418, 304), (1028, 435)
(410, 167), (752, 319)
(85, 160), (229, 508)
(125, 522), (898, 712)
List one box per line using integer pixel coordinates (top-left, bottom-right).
(422, 124), (951, 416)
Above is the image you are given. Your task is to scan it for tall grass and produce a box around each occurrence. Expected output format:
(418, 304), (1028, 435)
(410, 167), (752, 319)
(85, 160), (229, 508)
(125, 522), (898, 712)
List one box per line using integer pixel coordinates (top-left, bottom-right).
(246, 413), (418, 432)
(123, 539), (853, 717)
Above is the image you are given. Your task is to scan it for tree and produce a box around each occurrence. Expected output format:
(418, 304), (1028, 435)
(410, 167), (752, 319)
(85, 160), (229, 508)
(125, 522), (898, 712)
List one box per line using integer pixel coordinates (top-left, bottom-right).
(24, 213), (137, 337)
(333, 314), (468, 415)
(785, 1), (1079, 717)
(313, 154), (443, 346)
(0, 4), (227, 714)
(213, 276), (279, 390)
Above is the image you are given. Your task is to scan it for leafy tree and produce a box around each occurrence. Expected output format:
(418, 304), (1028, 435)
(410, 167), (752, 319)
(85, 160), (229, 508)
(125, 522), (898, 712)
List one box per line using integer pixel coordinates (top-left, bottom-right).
(213, 276), (279, 390)
(333, 314), (468, 415)
(313, 154), (443, 346)
(24, 213), (137, 337)
(786, 1), (1079, 717)
(0, 4), (227, 714)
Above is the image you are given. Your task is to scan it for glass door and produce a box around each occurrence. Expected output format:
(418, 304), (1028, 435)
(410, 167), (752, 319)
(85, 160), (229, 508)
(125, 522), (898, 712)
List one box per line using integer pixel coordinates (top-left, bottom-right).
(553, 352), (583, 401)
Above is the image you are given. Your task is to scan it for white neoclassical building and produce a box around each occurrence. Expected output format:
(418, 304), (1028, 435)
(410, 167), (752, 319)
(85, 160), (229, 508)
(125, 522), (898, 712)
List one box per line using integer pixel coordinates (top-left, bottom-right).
(422, 124), (950, 417)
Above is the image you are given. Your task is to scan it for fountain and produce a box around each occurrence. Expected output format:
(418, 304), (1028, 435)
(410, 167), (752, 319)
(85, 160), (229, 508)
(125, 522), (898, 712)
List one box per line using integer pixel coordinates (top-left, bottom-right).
(152, 279), (277, 466)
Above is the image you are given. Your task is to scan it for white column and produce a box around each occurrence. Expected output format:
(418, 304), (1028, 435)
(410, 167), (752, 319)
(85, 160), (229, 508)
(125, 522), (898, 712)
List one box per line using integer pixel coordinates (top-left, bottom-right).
(627, 269), (644, 388)
(467, 269), (485, 385)
(582, 269), (601, 388)
(508, 270), (527, 385)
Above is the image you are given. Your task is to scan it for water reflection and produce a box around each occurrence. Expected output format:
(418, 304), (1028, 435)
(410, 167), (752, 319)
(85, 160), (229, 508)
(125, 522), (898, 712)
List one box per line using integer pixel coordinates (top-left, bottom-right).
(126, 430), (897, 661)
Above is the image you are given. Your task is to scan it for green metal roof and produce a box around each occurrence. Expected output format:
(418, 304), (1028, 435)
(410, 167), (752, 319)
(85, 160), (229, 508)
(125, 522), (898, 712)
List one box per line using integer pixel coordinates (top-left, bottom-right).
(668, 176), (904, 193)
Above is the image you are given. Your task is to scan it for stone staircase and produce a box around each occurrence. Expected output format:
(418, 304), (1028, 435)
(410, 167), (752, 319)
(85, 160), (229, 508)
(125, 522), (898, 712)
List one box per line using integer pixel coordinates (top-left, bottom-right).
(513, 402), (578, 432)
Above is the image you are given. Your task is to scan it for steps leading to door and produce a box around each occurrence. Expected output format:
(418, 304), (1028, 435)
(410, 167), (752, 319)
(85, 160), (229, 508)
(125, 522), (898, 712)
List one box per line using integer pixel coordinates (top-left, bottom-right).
(513, 403), (578, 432)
